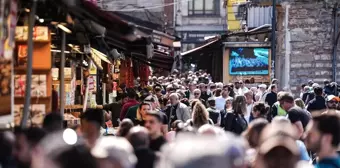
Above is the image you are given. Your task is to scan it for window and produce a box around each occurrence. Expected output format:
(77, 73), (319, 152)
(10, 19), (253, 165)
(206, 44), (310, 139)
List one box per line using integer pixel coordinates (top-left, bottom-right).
(188, 0), (219, 16)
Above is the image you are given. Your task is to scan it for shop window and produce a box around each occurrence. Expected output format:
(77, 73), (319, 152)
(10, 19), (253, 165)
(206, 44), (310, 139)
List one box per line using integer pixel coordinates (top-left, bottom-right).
(188, 0), (219, 16)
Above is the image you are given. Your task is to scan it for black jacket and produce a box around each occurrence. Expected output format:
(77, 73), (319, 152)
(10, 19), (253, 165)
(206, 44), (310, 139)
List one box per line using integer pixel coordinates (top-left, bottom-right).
(103, 102), (122, 127)
(135, 148), (156, 168)
(306, 96), (327, 113)
(265, 92), (277, 107)
(223, 113), (248, 135)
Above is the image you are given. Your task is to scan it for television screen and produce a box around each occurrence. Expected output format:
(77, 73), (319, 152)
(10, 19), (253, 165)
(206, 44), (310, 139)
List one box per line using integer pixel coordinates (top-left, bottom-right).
(229, 48), (269, 75)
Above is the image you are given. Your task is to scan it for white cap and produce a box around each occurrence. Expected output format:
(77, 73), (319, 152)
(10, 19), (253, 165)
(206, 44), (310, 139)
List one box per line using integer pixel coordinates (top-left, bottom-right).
(91, 137), (137, 168)
(259, 84), (267, 88)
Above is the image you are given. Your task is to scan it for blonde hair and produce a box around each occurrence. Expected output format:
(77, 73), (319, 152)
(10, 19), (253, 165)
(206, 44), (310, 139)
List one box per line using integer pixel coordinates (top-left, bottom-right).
(294, 98), (305, 109)
(192, 102), (209, 128)
(232, 95), (247, 115)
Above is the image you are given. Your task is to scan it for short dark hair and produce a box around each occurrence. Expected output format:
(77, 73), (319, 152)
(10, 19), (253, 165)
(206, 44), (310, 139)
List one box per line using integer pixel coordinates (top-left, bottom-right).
(270, 84), (277, 91)
(312, 114), (340, 147)
(139, 102), (151, 110)
(126, 88), (137, 99)
(23, 127), (46, 147)
(314, 86), (323, 96)
(43, 113), (63, 132)
(146, 111), (163, 123)
(80, 109), (104, 129)
(278, 92), (294, 103)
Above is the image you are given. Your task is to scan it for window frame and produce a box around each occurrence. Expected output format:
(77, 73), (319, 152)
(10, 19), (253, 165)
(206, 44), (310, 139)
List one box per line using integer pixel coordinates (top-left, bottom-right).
(188, 0), (219, 16)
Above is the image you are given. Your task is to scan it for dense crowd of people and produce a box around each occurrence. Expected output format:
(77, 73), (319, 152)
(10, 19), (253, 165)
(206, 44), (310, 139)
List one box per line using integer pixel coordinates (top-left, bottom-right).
(1, 70), (340, 168)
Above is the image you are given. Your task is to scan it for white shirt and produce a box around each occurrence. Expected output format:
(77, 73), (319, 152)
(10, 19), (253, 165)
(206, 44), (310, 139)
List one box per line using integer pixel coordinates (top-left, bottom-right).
(238, 87), (249, 95)
(245, 103), (253, 123)
(215, 96), (227, 111)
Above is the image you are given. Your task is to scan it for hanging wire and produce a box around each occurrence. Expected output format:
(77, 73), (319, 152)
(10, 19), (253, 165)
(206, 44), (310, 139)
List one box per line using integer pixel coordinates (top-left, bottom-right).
(100, 0), (192, 12)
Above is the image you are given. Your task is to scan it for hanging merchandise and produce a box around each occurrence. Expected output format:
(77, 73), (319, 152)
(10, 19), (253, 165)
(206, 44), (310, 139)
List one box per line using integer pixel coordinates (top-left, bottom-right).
(120, 58), (134, 88)
(0, 0), (17, 127)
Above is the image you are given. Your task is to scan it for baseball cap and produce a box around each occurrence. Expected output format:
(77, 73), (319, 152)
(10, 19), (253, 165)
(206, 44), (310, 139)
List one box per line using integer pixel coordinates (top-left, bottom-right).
(259, 84), (267, 88)
(326, 95), (340, 102)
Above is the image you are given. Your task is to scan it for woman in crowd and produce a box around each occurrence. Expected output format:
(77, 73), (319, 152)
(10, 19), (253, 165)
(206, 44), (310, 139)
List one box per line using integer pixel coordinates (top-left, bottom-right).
(223, 95), (248, 135)
(294, 98), (306, 109)
(187, 101), (213, 128)
(252, 102), (270, 120)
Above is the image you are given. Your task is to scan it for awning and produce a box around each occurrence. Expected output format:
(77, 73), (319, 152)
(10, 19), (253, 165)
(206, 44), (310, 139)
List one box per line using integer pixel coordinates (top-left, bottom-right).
(91, 48), (112, 64)
(181, 39), (220, 56)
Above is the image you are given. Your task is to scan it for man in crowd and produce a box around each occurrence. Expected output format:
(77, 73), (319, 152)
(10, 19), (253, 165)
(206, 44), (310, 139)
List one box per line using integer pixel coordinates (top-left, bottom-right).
(185, 82), (197, 100)
(305, 114), (340, 167)
(270, 92), (294, 119)
(120, 88), (139, 121)
(237, 80), (249, 95)
(306, 86), (327, 113)
(80, 109), (104, 148)
(206, 97), (221, 126)
(265, 84), (278, 108)
(325, 95), (340, 112)
(144, 111), (167, 152)
(97, 93), (128, 127)
(255, 84), (267, 102)
(165, 93), (191, 127)
(127, 127), (156, 168)
(193, 89), (206, 106)
(13, 127), (46, 168)
(215, 87), (231, 111)
(245, 90), (254, 123)
(199, 83), (211, 102)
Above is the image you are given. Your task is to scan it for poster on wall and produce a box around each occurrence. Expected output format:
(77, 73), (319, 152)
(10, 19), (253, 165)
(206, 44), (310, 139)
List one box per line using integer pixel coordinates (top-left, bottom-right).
(0, 0), (17, 127)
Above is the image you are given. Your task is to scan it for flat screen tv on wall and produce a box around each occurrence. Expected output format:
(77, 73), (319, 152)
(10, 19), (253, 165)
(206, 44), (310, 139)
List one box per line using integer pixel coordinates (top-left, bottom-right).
(229, 48), (269, 75)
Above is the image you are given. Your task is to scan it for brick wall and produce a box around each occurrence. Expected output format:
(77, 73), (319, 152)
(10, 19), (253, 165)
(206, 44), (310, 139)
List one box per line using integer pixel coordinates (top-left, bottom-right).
(281, 0), (336, 93)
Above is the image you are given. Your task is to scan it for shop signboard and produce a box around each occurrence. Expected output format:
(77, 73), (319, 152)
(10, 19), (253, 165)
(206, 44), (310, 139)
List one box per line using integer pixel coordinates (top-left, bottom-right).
(0, 0), (17, 127)
(179, 31), (224, 43)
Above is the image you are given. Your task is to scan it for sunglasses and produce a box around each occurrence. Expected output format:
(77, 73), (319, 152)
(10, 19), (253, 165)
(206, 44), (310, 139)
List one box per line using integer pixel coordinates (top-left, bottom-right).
(194, 93), (200, 95)
(328, 101), (338, 104)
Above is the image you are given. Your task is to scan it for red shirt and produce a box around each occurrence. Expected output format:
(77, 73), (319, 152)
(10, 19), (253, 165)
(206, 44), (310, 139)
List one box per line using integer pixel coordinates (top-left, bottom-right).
(120, 99), (139, 120)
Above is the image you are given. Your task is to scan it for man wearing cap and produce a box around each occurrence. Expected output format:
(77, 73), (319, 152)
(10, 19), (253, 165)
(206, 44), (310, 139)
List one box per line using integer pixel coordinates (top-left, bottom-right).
(255, 84), (267, 102)
(324, 95), (340, 115)
(256, 121), (301, 168)
(206, 97), (221, 126)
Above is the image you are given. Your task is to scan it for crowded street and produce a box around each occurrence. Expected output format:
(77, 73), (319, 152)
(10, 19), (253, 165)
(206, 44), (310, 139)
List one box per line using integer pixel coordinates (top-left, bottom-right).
(0, 0), (340, 168)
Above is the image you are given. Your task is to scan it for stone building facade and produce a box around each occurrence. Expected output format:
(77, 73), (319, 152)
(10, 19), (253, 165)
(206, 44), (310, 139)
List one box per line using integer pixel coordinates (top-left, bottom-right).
(275, 0), (338, 93)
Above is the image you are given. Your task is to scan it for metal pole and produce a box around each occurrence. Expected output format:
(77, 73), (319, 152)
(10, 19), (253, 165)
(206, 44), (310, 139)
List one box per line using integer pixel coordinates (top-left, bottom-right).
(332, 8), (338, 82)
(21, 0), (38, 128)
(60, 31), (66, 119)
(271, 0), (277, 78)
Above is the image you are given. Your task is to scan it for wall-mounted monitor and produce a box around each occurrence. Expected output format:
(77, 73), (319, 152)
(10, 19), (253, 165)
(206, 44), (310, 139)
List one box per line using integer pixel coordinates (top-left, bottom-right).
(229, 47), (269, 76)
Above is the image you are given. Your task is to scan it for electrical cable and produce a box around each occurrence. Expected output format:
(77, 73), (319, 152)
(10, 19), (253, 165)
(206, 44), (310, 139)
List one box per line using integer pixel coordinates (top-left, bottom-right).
(100, 0), (192, 12)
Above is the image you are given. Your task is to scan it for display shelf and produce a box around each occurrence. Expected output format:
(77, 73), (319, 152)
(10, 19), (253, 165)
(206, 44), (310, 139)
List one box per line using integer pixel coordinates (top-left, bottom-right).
(14, 66), (51, 74)
(15, 40), (50, 44)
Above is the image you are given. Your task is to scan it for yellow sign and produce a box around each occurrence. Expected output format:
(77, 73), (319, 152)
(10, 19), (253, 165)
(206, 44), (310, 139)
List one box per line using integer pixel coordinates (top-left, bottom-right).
(227, 0), (247, 31)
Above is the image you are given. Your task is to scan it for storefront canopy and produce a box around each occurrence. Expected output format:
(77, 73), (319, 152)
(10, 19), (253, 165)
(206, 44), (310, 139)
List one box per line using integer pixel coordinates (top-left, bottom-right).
(181, 39), (220, 57)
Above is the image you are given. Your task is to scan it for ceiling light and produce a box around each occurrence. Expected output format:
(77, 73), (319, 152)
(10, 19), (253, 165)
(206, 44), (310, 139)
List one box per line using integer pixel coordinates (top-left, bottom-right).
(39, 18), (44, 23)
(57, 24), (72, 34)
